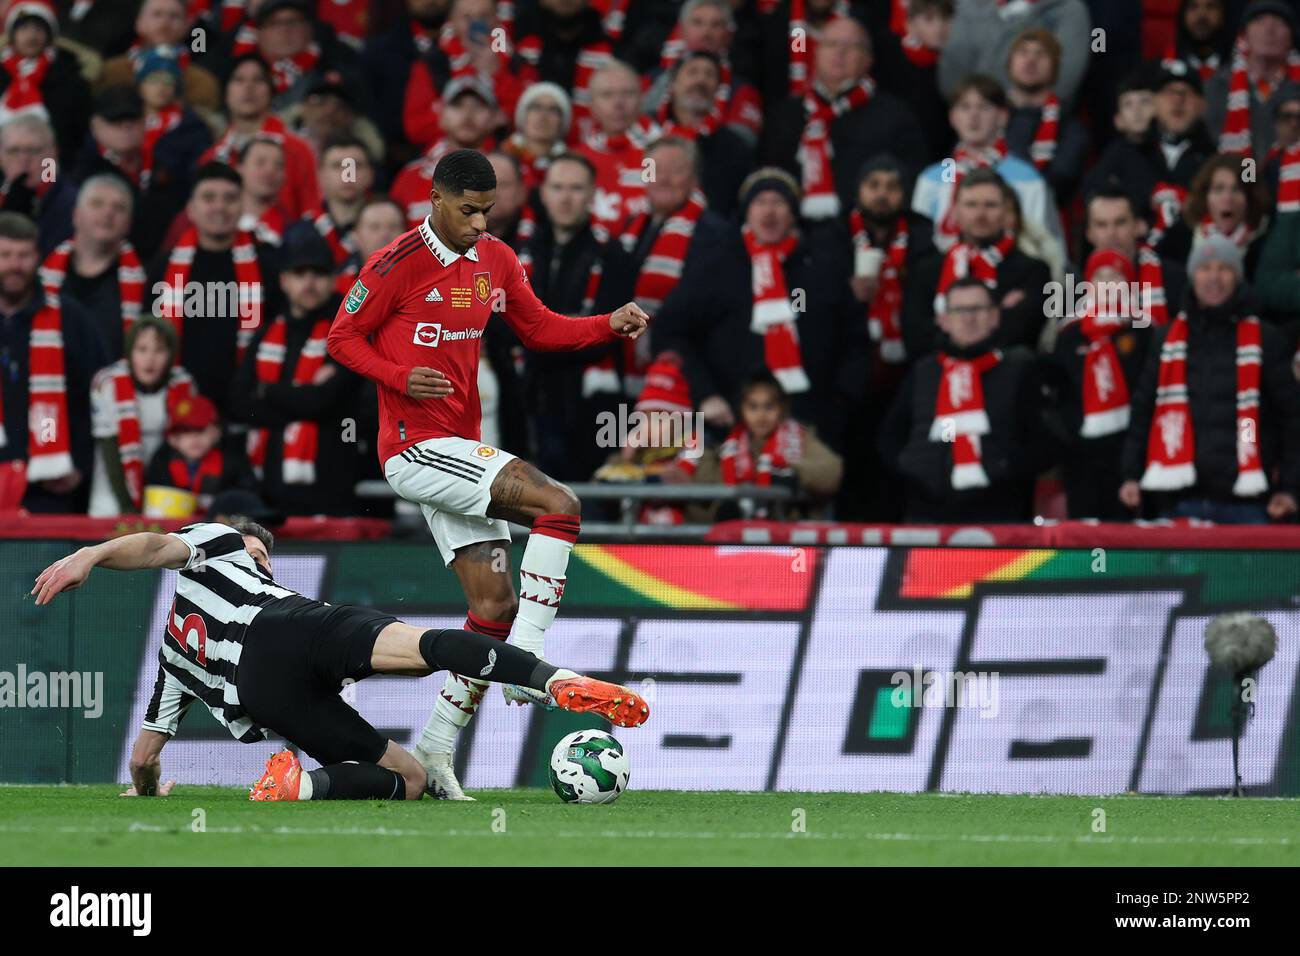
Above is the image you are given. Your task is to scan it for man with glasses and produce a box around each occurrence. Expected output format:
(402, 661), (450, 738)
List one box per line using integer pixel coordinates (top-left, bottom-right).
(0, 114), (74, 254)
(878, 275), (1058, 523)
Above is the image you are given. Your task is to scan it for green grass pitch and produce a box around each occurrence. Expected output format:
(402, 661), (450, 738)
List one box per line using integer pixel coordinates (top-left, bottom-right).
(2, 786), (1298, 865)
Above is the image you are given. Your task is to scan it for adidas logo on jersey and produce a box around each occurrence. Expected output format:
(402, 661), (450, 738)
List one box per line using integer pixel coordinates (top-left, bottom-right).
(425, 288), (443, 302)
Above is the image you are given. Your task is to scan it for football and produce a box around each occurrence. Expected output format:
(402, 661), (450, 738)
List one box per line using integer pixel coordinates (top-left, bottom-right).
(548, 730), (630, 804)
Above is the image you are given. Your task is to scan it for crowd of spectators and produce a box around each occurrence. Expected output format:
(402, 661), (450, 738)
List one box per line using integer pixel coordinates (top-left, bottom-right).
(3, 0), (1300, 526)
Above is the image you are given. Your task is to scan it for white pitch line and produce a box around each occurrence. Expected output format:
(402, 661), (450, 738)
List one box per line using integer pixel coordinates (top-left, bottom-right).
(0, 823), (1294, 847)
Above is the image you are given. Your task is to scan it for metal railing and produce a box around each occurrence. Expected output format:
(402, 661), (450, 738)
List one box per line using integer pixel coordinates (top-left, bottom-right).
(355, 480), (796, 540)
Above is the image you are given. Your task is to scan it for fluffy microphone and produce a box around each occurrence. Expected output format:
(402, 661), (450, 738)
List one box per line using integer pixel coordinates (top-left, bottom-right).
(1204, 613), (1278, 674)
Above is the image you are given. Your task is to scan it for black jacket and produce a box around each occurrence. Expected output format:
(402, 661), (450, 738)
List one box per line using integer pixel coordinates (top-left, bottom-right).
(70, 137), (192, 263)
(644, 208), (758, 408)
(904, 245), (1053, 357)
(0, 47), (91, 164)
(146, 242), (282, 416)
(878, 342), (1059, 522)
(1006, 105), (1089, 206)
(513, 5), (614, 88)
(0, 173), (75, 256)
(770, 219), (871, 452)
(694, 126), (756, 219)
(1121, 289), (1300, 501)
(871, 33), (952, 164)
(514, 220), (636, 479)
(752, 1), (874, 112)
(760, 89), (930, 218)
(0, 288), (107, 513)
(362, 15), (447, 149)
(1081, 123), (1216, 219)
(225, 299), (366, 516)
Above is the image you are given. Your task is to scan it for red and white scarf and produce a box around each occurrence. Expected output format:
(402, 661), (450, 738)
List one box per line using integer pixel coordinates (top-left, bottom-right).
(1141, 312), (1266, 496)
(411, 18), (437, 56)
(719, 419), (805, 485)
(901, 32), (939, 68)
(0, 47), (54, 119)
(305, 206), (359, 267)
(158, 228), (263, 360)
(1277, 142), (1300, 213)
(1137, 244), (1171, 329)
(141, 103), (184, 191)
(40, 240), (145, 336)
(1073, 271), (1133, 438)
(788, 0), (851, 97)
(930, 350), (1002, 489)
(639, 54), (734, 143)
(1161, 43), (1222, 82)
(934, 232), (1016, 313)
(101, 361), (194, 508)
(239, 204), (287, 247)
(1028, 94), (1059, 171)
(1147, 180), (1188, 248)
(232, 25), (321, 93)
(518, 210), (617, 398)
(619, 190), (707, 393)
(246, 315), (331, 484)
(799, 77), (874, 219)
(743, 227), (809, 394)
(620, 190), (707, 311)
(0, 293), (72, 480)
(1220, 34), (1300, 157)
(1194, 217), (1256, 249)
(1068, 248), (1171, 436)
(939, 139), (1008, 240)
(587, 0), (628, 42)
(209, 113), (289, 166)
(850, 211), (909, 363)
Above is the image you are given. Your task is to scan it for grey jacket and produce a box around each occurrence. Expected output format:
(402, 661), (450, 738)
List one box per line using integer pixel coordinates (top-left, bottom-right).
(937, 0), (1092, 109)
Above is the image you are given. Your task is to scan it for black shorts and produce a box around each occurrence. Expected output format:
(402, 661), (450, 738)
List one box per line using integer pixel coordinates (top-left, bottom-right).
(237, 596), (399, 765)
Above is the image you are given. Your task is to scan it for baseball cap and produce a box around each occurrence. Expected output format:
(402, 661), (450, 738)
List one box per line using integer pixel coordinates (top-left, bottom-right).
(442, 75), (497, 110)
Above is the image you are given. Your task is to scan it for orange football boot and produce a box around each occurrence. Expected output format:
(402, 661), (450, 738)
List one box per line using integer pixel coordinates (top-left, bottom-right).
(549, 675), (650, 728)
(249, 749), (303, 801)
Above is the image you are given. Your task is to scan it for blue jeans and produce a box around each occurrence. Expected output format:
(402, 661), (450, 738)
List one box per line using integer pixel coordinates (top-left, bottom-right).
(1161, 497), (1269, 525)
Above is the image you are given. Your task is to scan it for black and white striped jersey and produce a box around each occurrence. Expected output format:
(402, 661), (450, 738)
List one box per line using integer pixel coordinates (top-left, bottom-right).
(142, 522), (297, 742)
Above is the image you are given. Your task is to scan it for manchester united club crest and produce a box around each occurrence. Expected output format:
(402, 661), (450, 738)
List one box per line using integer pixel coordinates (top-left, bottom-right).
(473, 271), (491, 305)
(473, 445), (498, 459)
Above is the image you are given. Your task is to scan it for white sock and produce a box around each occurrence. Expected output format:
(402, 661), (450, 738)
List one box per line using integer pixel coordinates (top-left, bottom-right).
(419, 673), (487, 754)
(419, 614), (510, 754)
(296, 769), (313, 800)
(511, 516), (579, 657)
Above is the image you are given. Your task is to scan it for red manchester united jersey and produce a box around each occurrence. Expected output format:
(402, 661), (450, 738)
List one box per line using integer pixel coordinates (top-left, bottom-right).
(327, 217), (618, 463)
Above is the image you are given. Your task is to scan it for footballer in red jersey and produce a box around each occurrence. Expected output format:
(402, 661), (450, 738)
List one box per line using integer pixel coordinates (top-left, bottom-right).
(327, 149), (648, 799)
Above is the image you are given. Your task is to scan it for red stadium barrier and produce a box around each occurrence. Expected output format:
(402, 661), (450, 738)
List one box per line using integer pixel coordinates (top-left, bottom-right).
(0, 513), (391, 541)
(708, 519), (1300, 550)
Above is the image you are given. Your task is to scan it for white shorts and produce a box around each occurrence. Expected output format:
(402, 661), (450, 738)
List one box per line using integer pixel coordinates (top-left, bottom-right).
(384, 436), (516, 567)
